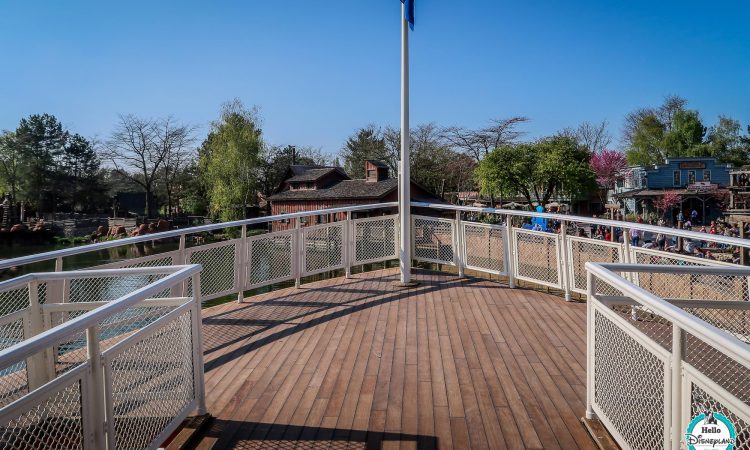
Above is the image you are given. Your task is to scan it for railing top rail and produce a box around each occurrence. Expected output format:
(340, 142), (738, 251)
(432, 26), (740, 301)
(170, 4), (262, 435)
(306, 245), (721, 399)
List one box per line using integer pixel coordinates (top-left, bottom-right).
(0, 264), (202, 371)
(0, 265), (197, 293)
(0, 202), (398, 271)
(597, 262), (750, 275)
(0, 274), (34, 292)
(586, 262), (750, 368)
(413, 201), (750, 248)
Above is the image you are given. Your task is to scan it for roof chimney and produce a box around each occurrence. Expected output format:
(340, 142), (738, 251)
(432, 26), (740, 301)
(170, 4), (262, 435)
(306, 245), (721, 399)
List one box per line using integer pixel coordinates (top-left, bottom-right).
(365, 160), (389, 183)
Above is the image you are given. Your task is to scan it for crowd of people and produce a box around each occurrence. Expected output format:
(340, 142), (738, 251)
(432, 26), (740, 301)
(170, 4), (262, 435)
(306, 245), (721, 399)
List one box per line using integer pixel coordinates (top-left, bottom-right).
(517, 208), (747, 264)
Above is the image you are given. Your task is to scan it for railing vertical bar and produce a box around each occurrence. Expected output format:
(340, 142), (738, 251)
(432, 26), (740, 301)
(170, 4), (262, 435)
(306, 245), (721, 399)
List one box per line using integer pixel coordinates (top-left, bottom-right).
(586, 271), (596, 420)
(26, 280), (49, 390)
(102, 355), (116, 450)
(191, 273), (207, 415)
(504, 214), (515, 289)
(173, 234), (187, 297)
(670, 324), (684, 450)
(295, 219), (302, 289)
(560, 220), (571, 301)
(86, 326), (107, 450)
(455, 211), (464, 278)
(345, 211), (352, 279)
(237, 225), (247, 303)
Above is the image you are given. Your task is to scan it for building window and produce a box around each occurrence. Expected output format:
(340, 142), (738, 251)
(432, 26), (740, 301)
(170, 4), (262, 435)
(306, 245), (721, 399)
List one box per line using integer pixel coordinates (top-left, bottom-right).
(673, 170), (681, 186)
(688, 170), (696, 185)
(703, 170), (711, 182)
(367, 169), (376, 178)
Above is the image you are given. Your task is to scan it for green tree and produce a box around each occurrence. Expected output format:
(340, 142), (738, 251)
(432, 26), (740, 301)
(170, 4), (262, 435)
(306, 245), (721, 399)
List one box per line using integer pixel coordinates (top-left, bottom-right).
(258, 145), (327, 202)
(62, 134), (104, 212)
(179, 161), (209, 216)
(15, 114), (68, 214)
(706, 116), (749, 166)
(662, 109), (707, 157)
(477, 135), (595, 206)
(199, 100), (263, 221)
(340, 127), (390, 178)
(0, 131), (23, 204)
(625, 114), (666, 165)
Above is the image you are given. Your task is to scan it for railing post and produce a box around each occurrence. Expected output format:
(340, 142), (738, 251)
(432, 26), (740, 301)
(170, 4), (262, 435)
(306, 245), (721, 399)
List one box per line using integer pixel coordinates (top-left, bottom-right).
(174, 234), (187, 297)
(191, 273), (207, 416)
(294, 218), (302, 289)
(26, 280), (52, 391)
(559, 220), (572, 301)
(455, 211), (464, 278)
(622, 228), (632, 279)
(585, 270), (596, 420)
(53, 256), (68, 303)
(670, 324), (685, 450)
(345, 211), (352, 279)
(86, 325), (107, 450)
(237, 225), (247, 303)
(504, 214), (516, 289)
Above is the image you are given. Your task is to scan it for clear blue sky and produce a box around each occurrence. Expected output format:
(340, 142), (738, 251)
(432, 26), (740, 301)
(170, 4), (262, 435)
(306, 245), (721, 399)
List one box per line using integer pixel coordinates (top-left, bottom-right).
(1, 1), (748, 156)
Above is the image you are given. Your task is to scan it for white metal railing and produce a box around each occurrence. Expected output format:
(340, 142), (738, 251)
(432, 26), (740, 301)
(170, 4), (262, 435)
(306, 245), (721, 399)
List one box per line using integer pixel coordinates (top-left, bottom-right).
(586, 263), (750, 450)
(412, 201), (750, 301)
(3, 201), (750, 447)
(0, 203), (399, 304)
(0, 265), (204, 450)
(4, 201), (750, 306)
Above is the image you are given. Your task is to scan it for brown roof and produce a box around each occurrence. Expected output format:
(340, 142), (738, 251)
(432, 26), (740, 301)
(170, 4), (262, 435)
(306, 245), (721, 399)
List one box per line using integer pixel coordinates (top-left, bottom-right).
(286, 167), (347, 183)
(366, 160), (389, 168)
(269, 179), (399, 201)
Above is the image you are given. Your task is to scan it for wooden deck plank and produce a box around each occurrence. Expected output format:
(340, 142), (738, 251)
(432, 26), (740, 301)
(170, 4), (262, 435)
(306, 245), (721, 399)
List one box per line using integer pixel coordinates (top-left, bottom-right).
(194, 269), (594, 449)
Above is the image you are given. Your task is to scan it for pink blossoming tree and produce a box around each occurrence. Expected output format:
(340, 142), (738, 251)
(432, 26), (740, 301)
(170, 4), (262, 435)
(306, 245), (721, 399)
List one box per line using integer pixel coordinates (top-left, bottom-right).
(655, 190), (683, 221)
(589, 149), (629, 203)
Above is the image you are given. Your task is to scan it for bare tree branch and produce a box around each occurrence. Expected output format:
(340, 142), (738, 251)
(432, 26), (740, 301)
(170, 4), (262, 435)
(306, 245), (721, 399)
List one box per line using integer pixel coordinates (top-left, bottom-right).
(442, 117), (529, 162)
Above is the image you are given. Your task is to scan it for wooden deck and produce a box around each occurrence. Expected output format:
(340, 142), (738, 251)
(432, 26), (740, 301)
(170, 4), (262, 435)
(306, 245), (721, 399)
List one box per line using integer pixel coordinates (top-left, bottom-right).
(193, 269), (595, 450)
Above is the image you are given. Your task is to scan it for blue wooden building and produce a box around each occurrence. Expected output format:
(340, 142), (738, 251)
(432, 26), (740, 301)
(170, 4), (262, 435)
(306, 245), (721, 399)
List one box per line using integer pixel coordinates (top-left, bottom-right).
(614, 157), (733, 224)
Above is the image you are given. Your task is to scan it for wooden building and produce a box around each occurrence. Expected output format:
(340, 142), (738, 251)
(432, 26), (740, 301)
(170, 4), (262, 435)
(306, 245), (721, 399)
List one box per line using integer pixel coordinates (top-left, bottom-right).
(268, 160), (443, 230)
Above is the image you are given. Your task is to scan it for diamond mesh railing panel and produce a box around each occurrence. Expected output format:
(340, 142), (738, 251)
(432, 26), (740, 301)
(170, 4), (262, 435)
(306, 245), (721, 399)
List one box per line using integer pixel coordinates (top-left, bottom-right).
(684, 334), (750, 407)
(353, 216), (398, 265)
(626, 270), (750, 343)
(68, 274), (170, 304)
(107, 310), (194, 450)
(188, 242), (237, 298)
(513, 229), (561, 288)
(0, 318), (25, 353)
(568, 237), (623, 295)
(0, 286), (29, 318)
(462, 222), (505, 274)
(413, 216), (455, 265)
(0, 360), (29, 409)
(690, 381), (750, 449)
(303, 224), (344, 275)
(631, 248), (739, 299)
(682, 306), (750, 344)
(593, 306), (668, 450)
(247, 232), (294, 288)
(0, 373), (84, 450)
(118, 255), (174, 271)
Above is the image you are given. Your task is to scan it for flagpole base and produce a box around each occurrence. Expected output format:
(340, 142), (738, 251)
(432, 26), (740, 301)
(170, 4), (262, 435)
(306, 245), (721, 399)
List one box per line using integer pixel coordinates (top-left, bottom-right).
(392, 281), (420, 289)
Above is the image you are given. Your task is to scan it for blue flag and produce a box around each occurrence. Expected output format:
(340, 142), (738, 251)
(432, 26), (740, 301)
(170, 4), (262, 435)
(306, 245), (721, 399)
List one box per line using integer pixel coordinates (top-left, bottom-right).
(402, 0), (414, 30)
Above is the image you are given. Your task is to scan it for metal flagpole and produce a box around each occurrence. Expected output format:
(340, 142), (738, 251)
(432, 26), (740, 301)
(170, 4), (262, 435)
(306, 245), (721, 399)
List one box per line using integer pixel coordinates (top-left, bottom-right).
(399, 1), (412, 284)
